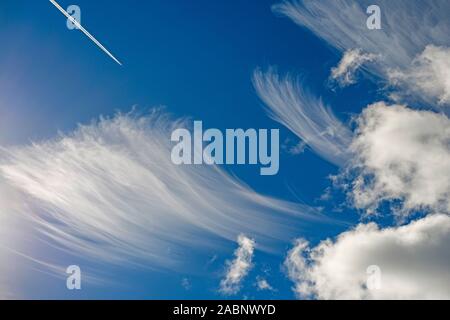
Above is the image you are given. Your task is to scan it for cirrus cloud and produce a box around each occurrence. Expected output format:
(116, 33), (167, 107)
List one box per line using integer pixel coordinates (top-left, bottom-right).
(273, 0), (450, 109)
(0, 111), (321, 278)
(253, 69), (353, 166)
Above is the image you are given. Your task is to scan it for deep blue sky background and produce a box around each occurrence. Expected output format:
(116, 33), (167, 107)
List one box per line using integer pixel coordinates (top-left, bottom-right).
(0, 0), (383, 299)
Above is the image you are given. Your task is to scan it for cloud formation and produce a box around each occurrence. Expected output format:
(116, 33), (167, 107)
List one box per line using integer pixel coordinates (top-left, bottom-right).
(253, 69), (352, 166)
(330, 49), (378, 87)
(0, 111), (319, 274)
(285, 214), (450, 300)
(388, 45), (450, 106)
(273, 0), (450, 108)
(347, 102), (450, 217)
(220, 234), (255, 295)
(262, 1), (450, 301)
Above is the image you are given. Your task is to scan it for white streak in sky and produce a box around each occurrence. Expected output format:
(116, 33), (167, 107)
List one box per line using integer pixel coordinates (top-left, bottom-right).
(49, 0), (122, 66)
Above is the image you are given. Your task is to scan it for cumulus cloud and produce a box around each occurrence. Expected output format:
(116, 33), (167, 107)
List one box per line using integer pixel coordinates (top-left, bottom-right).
(285, 214), (450, 300)
(346, 102), (450, 217)
(253, 69), (353, 166)
(273, 0), (450, 108)
(220, 234), (255, 295)
(330, 49), (378, 87)
(388, 45), (450, 106)
(0, 111), (320, 275)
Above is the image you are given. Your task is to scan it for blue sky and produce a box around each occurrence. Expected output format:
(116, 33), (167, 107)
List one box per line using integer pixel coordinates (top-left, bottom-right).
(0, 0), (449, 299)
(1, 0), (368, 210)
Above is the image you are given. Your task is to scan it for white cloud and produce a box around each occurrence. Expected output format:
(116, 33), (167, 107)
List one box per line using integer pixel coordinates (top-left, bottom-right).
(220, 234), (255, 295)
(282, 139), (307, 156)
(253, 69), (352, 166)
(347, 102), (450, 217)
(331, 49), (378, 87)
(285, 214), (450, 300)
(388, 45), (450, 106)
(273, 0), (450, 72)
(0, 111), (319, 275)
(266, 1), (450, 300)
(255, 276), (275, 292)
(273, 0), (450, 108)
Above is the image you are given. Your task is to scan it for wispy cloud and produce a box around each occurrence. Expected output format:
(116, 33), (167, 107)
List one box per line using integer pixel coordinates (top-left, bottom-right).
(273, 0), (450, 108)
(0, 111), (320, 277)
(220, 234), (255, 295)
(273, 0), (450, 70)
(253, 69), (353, 166)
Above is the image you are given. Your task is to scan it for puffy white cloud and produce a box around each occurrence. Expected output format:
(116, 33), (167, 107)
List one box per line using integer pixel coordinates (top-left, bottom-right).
(347, 102), (450, 217)
(0, 111), (318, 274)
(388, 45), (450, 106)
(330, 49), (378, 87)
(253, 69), (352, 166)
(285, 214), (450, 300)
(220, 235), (255, 295)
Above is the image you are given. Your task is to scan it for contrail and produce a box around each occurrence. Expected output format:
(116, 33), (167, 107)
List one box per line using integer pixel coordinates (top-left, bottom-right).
(49, 0), (122, 65)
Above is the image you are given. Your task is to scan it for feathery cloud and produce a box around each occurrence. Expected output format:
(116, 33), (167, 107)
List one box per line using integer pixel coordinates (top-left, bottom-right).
(0, 111), (319, 276)
(253, 69), (353, 166)
(273, 0), (450, 108)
